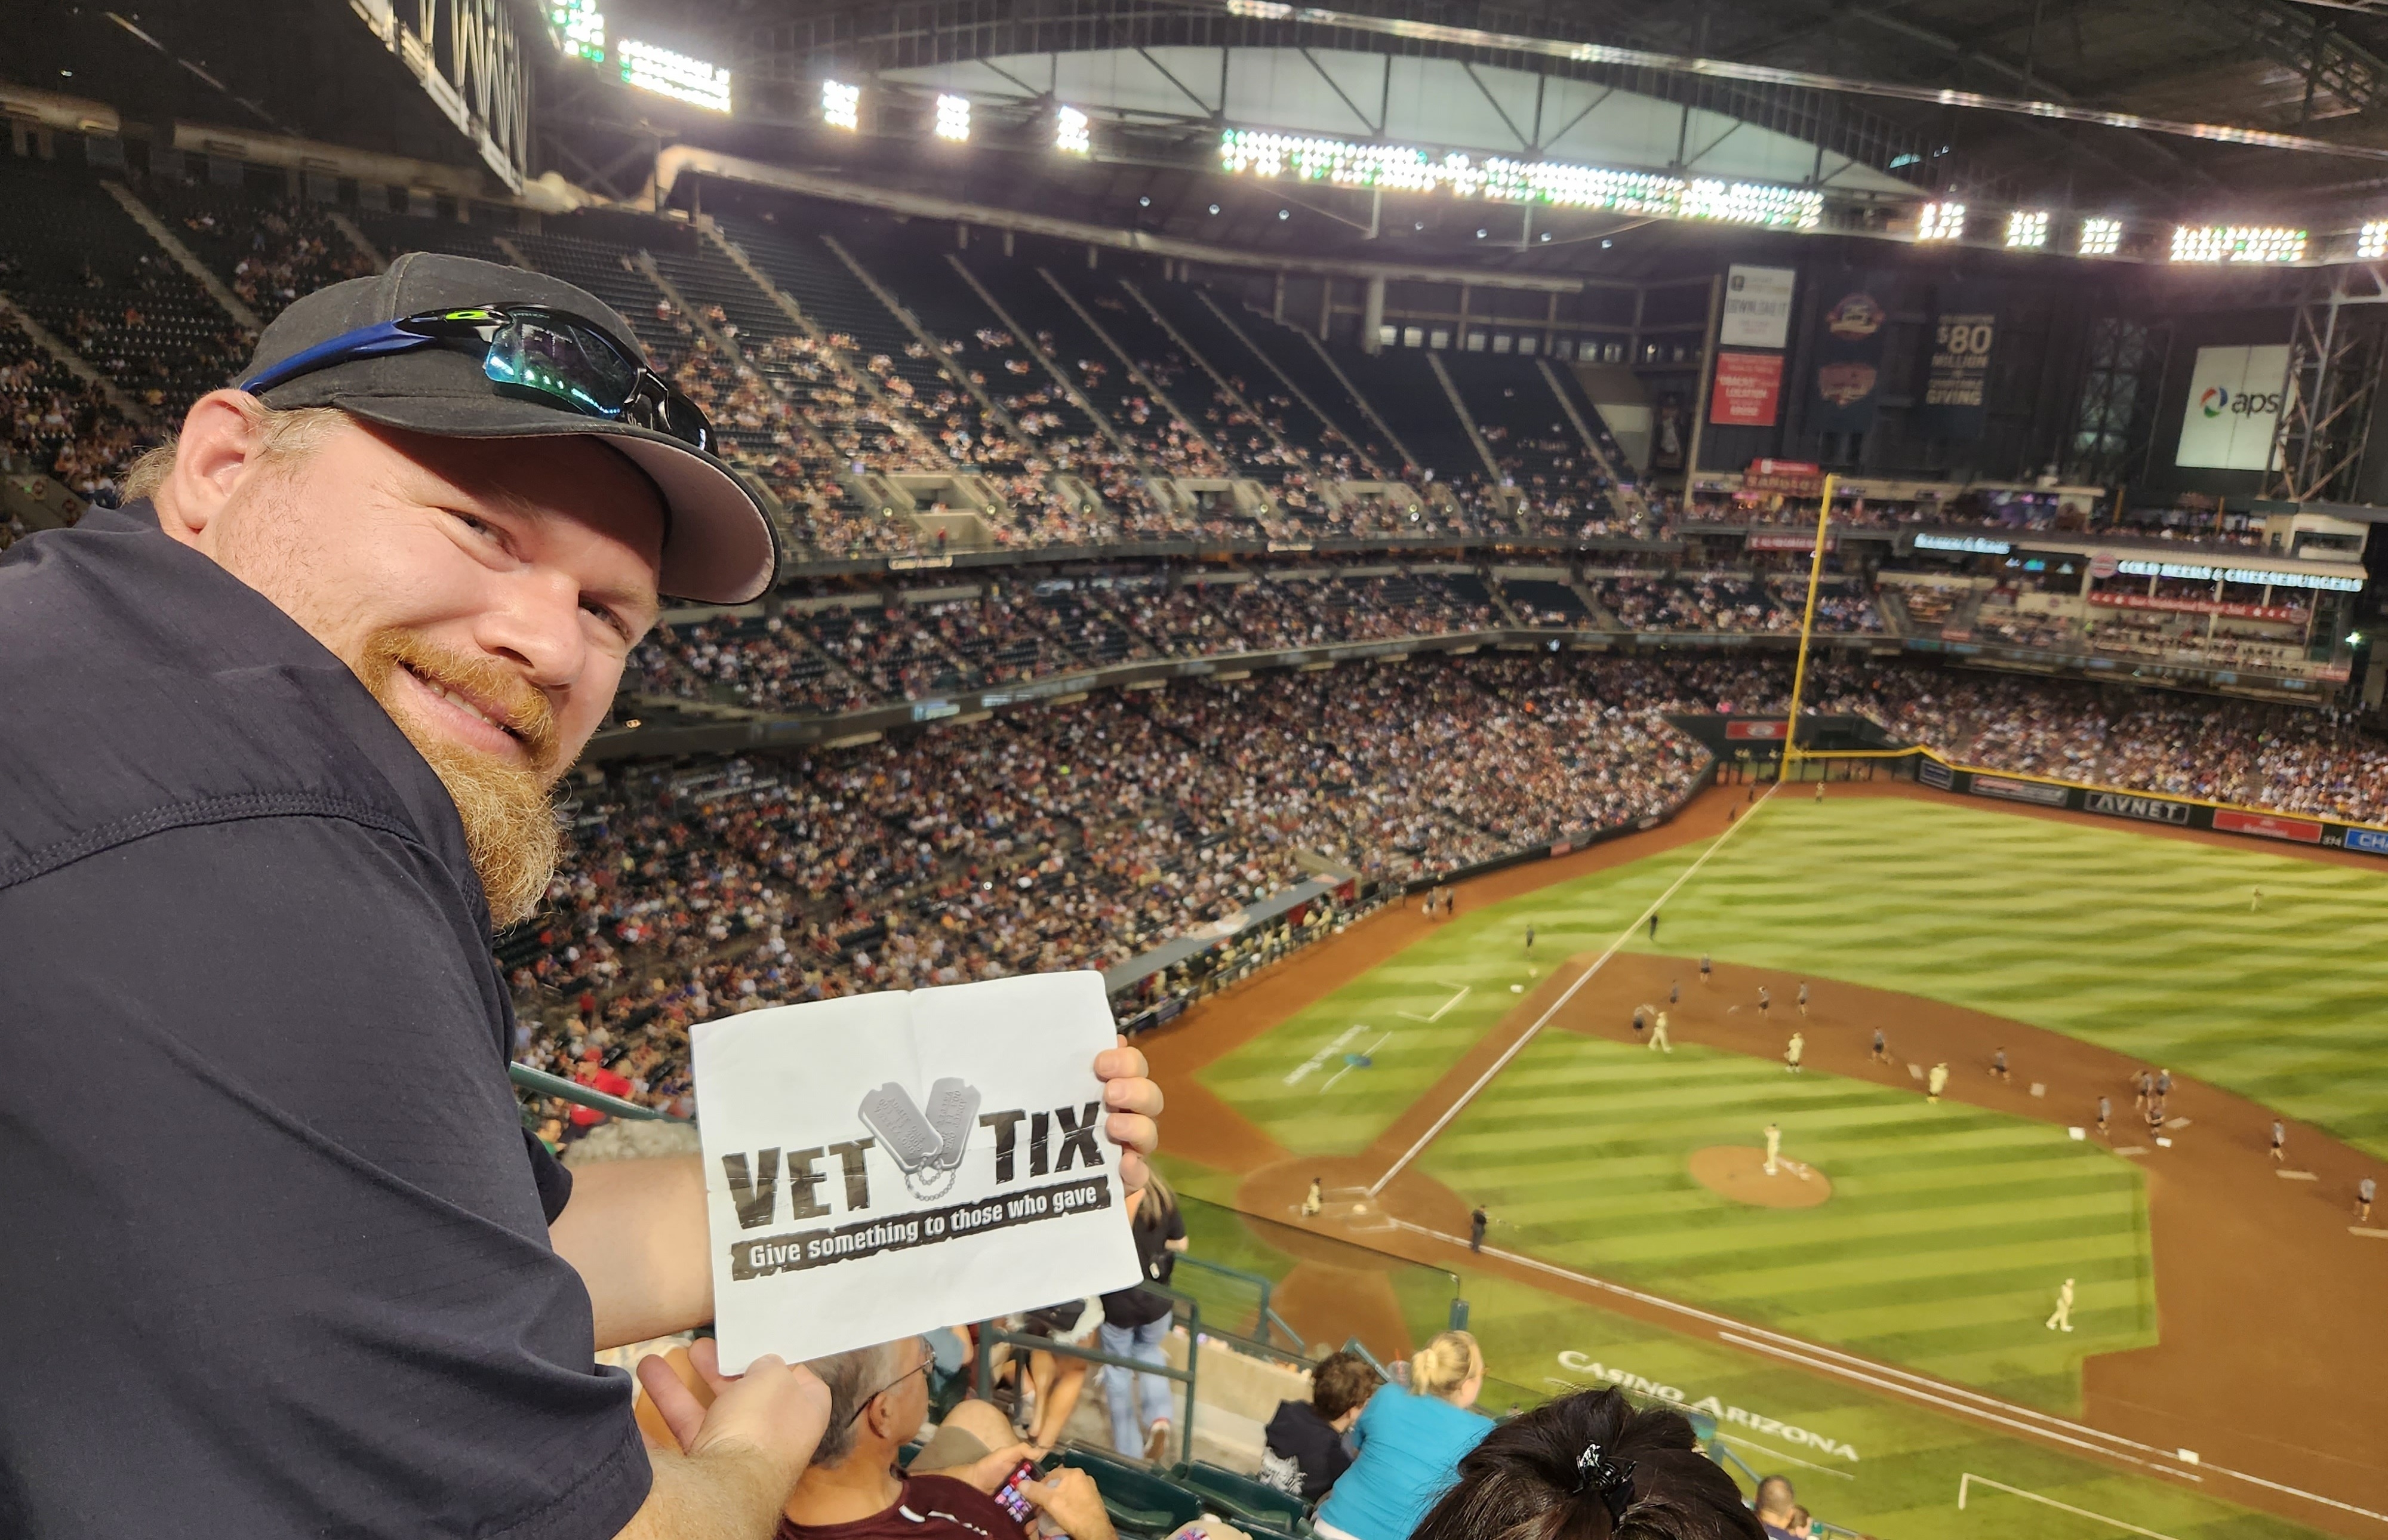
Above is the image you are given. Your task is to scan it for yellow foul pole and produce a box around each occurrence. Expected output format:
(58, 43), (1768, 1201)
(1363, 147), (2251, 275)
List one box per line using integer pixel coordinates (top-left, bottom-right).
(1780, 473), (1836, 775)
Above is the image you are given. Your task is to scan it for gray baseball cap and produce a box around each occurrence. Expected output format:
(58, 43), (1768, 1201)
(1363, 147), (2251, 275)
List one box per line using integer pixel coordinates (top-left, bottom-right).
(241, 252), (778, 605)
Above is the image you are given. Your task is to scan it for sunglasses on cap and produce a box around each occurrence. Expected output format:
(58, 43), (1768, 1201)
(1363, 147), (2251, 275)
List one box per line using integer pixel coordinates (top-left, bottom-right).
(237, 304), (715, 455)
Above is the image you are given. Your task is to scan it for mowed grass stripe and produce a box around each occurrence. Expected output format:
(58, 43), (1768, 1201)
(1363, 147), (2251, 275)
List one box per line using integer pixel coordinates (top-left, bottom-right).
(1421, 1034), (2154, 1412)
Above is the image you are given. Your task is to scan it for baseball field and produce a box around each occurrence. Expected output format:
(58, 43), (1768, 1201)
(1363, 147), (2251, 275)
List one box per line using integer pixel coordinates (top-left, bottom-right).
(1143, 781), (2388, 1540)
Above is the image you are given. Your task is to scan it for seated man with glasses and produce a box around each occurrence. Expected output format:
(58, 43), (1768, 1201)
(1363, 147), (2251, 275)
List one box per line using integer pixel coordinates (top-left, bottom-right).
(771, 1337), (1124, 1540)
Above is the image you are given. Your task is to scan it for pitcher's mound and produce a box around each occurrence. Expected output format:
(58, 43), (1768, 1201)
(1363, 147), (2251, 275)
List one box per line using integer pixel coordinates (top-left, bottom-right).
(1690, 1145), (1833, 1208)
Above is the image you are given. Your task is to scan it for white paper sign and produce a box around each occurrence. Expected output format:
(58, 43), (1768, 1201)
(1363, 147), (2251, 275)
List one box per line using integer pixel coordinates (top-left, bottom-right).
(1719, 265), (1796, 350)
(2174, 344), (2287, 471)
(693, 971), (1144, 1370)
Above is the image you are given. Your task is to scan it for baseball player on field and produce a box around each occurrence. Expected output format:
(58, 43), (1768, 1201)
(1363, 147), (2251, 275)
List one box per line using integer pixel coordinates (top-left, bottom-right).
(1700, 953), (1712, 986)
(1796, 981), (1810, 1016)
(2097, 1096), (2111, 1136)
(1301, 1176), (1324, 1219)
(2361, 1176), (2377, 1224)
(2272, 1120), (2287, 1163)
(1870, 1028), (1889, 1064)
(1991, 1047), (2010, 1083)
(2045, 1278), (2075, 1332)
(1784, 1030), (1805, 1074)
(1648, 1011), (1672, 1053)
(1758, 985), (1771, 1020)
(1927, 1062), (1950, 1102)
(1764, 1122), (1783, 1176)
(1669, 978), (1681, 1007)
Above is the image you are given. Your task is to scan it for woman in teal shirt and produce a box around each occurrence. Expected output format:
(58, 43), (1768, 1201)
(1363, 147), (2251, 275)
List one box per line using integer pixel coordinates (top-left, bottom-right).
(1313, 1332), (1491, 1540)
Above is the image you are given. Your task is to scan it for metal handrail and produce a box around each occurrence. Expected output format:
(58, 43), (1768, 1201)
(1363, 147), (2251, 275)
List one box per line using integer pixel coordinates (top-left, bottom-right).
(1171, 1254), (1279, 1342)
(977, 1285), (1204, 1462)
(509, 1061), (691, 1123)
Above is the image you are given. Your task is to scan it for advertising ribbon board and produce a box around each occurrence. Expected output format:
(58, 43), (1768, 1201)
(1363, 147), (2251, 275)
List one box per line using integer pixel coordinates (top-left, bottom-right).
(1743, 458), (1826, 495)
(2089, 590), (2304, 623)
(1711, 351), (1784, 426)
(1916, 288), (1997, 441)
(693, 972), (1143, 1369)
(1971, 774), (2070, 808)
(1746, 530), (1836, 552)
(1725, 719), (1789, 740)
(2212, 808), (2324, 844)
(2085, 790), (2192, 826)
(1808, 278), (1892, 434)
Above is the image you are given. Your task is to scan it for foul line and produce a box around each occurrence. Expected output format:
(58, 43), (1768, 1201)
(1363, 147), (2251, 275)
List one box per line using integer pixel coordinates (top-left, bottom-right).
(1367, 782), (1780, 1196)
(1392, 1219), (2388, 1527)
(1958, 1473), (2183, 1540)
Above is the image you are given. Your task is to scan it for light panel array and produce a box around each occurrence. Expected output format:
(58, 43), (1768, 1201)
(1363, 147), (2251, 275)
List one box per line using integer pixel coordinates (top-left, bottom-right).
(821, 79), (860, 131)
(617, 40), (730, 112)
(1217, 130), (1821, 229)
(935, 93), (972, 142)
(2362, 220), (2388, 261)
(1055, 104), (1091, 156)
(547, 0), (604, 63)
(1916, 201), (1965, 241)
(2171, 224), (2307, 264)
(2004, 209), (2048, 249)
(2079, 217), (2122, 257)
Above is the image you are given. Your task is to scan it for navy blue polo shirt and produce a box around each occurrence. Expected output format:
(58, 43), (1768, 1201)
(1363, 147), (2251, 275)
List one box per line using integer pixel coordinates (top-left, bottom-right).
(0, 503), (650, 1537)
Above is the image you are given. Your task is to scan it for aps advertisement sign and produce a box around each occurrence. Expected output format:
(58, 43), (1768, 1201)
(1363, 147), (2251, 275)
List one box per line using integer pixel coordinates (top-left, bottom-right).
(2175, 344), (2288, 471)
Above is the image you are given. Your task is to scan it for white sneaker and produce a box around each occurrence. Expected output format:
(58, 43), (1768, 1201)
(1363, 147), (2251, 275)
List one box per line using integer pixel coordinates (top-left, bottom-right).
(1144, 1418), (1172, 1464)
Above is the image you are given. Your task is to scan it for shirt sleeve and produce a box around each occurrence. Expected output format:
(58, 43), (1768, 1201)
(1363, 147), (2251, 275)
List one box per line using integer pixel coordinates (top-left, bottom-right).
(526, 1126), (577, 1224)
(0, 816), (649, 1540)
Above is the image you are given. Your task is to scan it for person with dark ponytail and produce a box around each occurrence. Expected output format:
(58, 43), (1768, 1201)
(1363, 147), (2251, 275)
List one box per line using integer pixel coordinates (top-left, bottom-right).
(1408, 1387), (1765, 1540)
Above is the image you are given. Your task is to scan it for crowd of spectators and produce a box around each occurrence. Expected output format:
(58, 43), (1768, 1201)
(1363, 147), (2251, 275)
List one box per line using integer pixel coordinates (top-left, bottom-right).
(510, 653), (1716, 1125)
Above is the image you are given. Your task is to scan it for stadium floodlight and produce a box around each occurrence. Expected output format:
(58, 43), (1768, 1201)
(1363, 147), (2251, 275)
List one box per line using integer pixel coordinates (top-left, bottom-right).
(2171, 224), (2307, 263)
(2078, 217), (2123, 256)
(2004, 210), (2049, 248)
(617, 40), (730, 112)
(1916, 201), (1965, 241)
(2362, 220), (2388, 260)
(821, 79), (860, 131)
(935, 93), (971, 142)
(549, 0), (604, 63)
(1215, 129), (1820, 229)
(1055, 104), (1090, 156)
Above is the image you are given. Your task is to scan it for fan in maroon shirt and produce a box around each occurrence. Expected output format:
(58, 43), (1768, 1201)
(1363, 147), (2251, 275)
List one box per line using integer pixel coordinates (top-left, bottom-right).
(779, 1338), (1122, 1540)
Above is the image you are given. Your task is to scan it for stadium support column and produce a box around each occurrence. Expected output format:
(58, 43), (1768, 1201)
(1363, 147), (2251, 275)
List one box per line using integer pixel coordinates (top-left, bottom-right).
(1781, 473), (1836, 777)
(1362, 276), (1387, 355)
(1682, 273), (1724, 493)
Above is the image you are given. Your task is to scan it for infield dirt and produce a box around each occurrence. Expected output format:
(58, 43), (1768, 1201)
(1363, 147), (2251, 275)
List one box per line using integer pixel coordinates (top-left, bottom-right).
(1141, 781), (2388, 1538)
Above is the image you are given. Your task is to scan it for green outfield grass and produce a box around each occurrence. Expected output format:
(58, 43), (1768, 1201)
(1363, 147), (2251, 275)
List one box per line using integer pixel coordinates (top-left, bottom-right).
(1159, 1191), (2322, 1540)
(1200, 794), (2388, 1162)
(1418, 1036), (2155, 1413)
(1176, 793), (2385, 1537)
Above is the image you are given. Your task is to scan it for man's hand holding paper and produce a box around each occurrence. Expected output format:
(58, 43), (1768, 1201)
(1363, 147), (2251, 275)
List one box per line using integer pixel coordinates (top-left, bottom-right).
(691, 971), (1158, 1369)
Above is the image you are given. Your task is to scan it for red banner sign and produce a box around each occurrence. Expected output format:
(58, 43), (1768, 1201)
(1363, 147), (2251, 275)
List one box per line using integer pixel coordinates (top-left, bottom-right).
(1744, 458), (1825, 495)
(2212, 809), (2324, 844)
(1711, 352), (1784, 427)
(1725, 720), (1788, 740)
(2089, 591), (2304, 623)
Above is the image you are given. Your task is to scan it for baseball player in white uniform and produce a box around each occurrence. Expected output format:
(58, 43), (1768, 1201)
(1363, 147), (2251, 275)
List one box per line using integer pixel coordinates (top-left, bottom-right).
(1648, 1010), (1672, 1052)
(1764, 1122), (1783, 1176)
(2045, 1277), (2075, 1332)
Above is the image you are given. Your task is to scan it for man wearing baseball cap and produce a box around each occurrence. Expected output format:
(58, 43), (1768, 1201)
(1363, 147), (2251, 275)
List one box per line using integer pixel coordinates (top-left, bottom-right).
(0, 255), (1164, 1538)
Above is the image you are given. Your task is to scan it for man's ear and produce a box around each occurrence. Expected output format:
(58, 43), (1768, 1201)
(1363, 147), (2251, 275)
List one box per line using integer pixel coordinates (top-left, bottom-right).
(155, 392), (271, 550)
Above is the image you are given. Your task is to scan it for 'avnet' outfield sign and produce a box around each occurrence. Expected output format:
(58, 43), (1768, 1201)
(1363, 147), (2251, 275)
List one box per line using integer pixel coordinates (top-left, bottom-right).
(2085, 791), (2192, 826)
(694, 972), (1142, 1369)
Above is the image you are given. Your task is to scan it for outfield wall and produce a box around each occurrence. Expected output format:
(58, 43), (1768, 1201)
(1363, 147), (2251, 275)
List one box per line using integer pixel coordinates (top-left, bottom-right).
(1919, 754), (2388, 854)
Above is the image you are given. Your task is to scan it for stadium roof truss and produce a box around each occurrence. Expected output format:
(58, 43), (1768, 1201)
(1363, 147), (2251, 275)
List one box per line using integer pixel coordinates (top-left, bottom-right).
(731, 0), (2388, 220)
(737, 0), (1941, 222)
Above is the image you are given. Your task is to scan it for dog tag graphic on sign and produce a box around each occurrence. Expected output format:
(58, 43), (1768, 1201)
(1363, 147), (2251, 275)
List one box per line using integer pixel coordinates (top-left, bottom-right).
(858, 1082), (942, 1173)
(925, 1077), (981, 1171)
